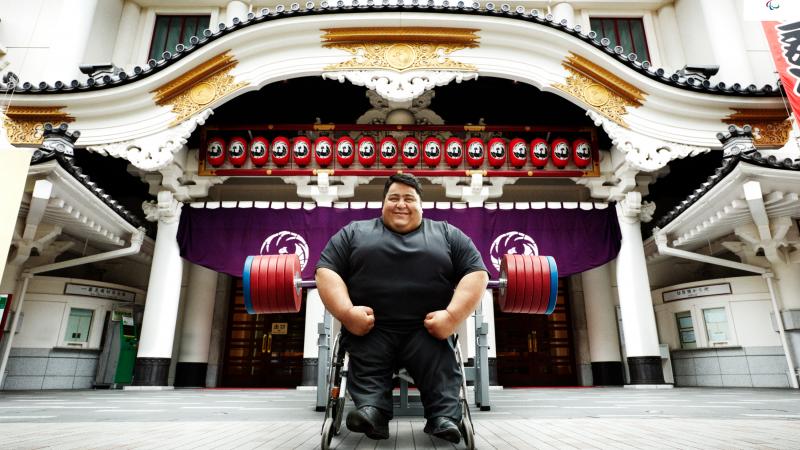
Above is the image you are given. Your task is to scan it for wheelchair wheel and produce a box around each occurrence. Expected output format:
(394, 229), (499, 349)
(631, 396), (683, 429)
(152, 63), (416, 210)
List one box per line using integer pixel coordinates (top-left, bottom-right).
(321, 417), (335, 450)
(461, 409), (475, 450)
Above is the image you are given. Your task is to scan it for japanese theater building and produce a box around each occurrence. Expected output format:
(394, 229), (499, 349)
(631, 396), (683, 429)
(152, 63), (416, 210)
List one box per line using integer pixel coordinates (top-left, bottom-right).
(1, 0), (799, 391)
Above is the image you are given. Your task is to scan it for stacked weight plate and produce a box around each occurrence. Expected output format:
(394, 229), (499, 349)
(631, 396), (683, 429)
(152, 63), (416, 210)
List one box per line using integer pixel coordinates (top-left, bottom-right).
(243, 254), (302, 314)
(498, 254), (558, 314)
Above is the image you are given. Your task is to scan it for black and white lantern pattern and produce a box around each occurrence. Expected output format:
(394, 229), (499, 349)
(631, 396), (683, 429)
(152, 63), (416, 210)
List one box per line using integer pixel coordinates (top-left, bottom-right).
(423, 137), (442, 167)
(444, 137), (464, 167)
(551, 138), (570, 168)
(271, 137), (290, 166)
(509, 138), (528, 168)
(314, 136), (334, 167)
(572, 139), (592, 168)
(487, 138), (507, 168)
(335, 136), (355, 167)
(465, 138), (485, 168)
(249, 137), (269, 166)
(207, 137), (226, 167)
(379, 136), (399, 167)
(531, 138), (549, 168)
(357, 136), (377, 167)
(292, 136), (312, 167)
(401, 137), (420, 167)
(228, 136), (248, 167)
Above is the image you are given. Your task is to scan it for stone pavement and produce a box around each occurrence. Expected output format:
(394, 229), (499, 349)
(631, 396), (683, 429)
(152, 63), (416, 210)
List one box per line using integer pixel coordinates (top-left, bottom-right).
(1, 387), (799, 449)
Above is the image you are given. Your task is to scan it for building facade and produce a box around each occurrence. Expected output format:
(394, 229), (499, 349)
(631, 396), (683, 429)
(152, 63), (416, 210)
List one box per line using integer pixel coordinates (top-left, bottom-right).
(1, 0), (798, 391)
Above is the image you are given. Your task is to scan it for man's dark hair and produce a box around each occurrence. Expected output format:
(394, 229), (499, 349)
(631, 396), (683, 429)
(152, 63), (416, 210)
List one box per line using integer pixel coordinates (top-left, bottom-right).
(383, 173), (423, 199)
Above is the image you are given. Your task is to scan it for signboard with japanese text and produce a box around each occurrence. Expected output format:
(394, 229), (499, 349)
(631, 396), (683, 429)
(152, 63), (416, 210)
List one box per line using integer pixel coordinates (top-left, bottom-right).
(662, 283), (732, 302)
(65, 283), (136, 302)
(762, 21), (800, 124)
(271, 323), (288, 335)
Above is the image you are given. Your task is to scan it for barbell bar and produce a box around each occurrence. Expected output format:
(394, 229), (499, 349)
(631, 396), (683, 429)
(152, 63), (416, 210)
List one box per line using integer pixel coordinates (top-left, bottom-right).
(243, 254), (558, 315)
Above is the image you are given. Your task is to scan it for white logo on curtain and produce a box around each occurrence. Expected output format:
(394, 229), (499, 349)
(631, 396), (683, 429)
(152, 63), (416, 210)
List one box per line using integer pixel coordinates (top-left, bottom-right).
(489, 231), (539, 271)
(260, 231), (310, 270)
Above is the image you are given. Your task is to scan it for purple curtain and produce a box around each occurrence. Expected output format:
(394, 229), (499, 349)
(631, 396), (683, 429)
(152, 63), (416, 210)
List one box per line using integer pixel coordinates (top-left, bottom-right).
(177, 205), (621, 279)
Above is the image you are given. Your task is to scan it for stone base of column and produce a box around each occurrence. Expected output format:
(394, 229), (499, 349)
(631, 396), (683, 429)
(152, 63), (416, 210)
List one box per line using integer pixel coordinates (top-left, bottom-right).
(133, 357), (171, 386)
(174, 362), (208, 387)
(627, 356), (665, 384)
(302, 358), (318, 386)
(591, 361), (624, 386)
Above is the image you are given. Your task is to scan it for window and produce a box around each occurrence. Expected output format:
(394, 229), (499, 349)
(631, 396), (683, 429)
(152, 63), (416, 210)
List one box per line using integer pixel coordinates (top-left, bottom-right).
(148, 15), (211, 61)
(703, 307), (729, 344)
(675, 311), (696, 349)
(64, 308), (93, 343)
(590, 17), (651, 63)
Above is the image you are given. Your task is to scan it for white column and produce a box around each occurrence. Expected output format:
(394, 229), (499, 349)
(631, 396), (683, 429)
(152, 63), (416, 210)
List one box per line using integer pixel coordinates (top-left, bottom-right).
(698, 0), (754, 84)
(132, 191), (183, 387)
(49, 0), (100, 83)
(772, 260), (800, 310)
(655, 4), (686, 74)
(225, 1), (249, 26)
(174, 263), (218, 387)
(582, 263), (624, 385)
(111, 1), (141, 68)
(552, 2), (575, 27)
(615, 192), (664, 384)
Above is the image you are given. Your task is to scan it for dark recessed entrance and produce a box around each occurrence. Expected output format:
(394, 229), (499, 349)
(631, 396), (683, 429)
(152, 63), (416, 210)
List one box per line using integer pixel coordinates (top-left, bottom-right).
(494, 280), (577, 386)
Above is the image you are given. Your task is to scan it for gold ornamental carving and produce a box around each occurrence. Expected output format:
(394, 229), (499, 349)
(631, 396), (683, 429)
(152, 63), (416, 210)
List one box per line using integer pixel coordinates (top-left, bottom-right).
(723, 109), (791, 148)
(152, 51), (248, 125)
(553, 53), (646, 128)
(2, 106), (75, 146)
(322, 27), (479, 72)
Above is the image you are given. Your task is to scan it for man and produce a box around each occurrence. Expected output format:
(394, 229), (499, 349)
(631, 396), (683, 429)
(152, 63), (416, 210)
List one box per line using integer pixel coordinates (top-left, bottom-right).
(315, 174), (489, 443)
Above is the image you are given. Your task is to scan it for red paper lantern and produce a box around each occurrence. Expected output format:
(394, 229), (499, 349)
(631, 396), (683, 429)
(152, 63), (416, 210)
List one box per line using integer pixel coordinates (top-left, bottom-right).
(401, 137), (421, 167)
(572, 139), (592, 168)
(379, 136), (399, 167)
(207, 137), (226, 167)
(249, 137), (269, 167)
(509, 138), (528, 168)
(465, 138), (485, 168)
(314, 136), (334, 167)
(228, 136), (248, 167)
(530, 138), (549, 168)
(551, 138), (570, 169)
(444, 137), (463, 168)
(335, 136), (355, 167)
(271, 137), (290, 167)
(357, 136), (377, 167)
(422, 137), (442, 167)
(292, 136), (312, 167)
(487, 138), (507, 168)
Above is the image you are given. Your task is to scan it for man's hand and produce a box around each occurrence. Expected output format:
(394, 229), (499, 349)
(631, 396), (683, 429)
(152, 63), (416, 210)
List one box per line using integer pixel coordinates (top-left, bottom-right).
(341, 305), (375, 336)
(424, 309), (458, 340)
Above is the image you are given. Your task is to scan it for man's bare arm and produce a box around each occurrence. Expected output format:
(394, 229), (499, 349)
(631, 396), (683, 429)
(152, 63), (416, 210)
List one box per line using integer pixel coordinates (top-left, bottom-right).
(424, 270), (489, 339)
(315, 267), (374, 336)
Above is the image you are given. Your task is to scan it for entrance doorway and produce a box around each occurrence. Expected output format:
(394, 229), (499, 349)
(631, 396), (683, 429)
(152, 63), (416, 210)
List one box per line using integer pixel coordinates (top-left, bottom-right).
(222, 279), (306, 387)
(494, 280), (576, 386)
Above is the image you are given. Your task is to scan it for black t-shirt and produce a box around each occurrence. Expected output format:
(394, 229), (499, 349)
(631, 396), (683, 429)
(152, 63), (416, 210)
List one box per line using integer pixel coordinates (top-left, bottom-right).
(316, 217), (487, 331)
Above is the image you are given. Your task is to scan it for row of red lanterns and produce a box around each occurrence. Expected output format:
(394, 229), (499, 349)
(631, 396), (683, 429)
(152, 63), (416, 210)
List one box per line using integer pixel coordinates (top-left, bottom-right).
(206, 136), (593, 169)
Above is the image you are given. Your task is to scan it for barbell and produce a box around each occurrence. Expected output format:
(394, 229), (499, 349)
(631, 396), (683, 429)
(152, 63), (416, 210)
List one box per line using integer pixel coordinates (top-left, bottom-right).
(243, 254), (558, 315)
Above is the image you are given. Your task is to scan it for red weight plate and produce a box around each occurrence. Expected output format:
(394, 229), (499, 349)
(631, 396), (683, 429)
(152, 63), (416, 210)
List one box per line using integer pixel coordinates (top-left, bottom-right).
(265, 255), (281, 314)
(250, 256), (261, 313)
(280, 254), (295, 313)
(498, 255), (512, 312)
(287, 254), (302, 312)
(519, 255), (534, 314)
(531, 255), (544, 314)
(274, 254), (288, 313)
(537, 256), (551, 314)
(258, 256), (272, 314)
(500, 255), (517, 313)
(513, 255), (527, 313)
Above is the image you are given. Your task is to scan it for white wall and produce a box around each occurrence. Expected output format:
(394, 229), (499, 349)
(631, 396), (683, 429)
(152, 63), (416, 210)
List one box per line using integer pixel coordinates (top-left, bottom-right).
(83, 0), (125, 65)
(0, 0), (59, 82)
(652, 276), (780, 351)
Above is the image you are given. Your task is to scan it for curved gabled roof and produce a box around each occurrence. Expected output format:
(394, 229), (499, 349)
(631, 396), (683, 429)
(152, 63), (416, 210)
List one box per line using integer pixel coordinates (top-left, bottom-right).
(1, 2), (780, 97)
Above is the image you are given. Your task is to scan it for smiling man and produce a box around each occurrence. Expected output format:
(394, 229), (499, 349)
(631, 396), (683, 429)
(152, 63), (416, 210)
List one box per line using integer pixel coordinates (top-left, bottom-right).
(315, 173), (489, 443)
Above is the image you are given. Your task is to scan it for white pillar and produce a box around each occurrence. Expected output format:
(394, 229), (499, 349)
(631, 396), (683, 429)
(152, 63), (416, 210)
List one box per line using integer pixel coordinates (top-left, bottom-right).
(49, 0), (100, 83)
(552, 2), (575, 27)
(655, 4), (686, 73)
(132, 191), (183, 387)
(698, 0), (754, 84)
(225, 1), (249, 26)
(582, 263), (624, 385)
(174, 263), (218, 387)
(772, 260), (800, 310)
(615, 192), (664, 384)
(111, 1), (141, 68)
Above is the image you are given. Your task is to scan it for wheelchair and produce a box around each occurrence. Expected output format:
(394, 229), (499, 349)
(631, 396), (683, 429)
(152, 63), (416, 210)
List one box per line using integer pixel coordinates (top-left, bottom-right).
(320, 331), (476, 450)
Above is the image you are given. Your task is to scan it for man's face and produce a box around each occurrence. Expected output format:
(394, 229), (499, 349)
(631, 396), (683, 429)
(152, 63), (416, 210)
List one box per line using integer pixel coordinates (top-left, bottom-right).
(382, 182), (423, 234)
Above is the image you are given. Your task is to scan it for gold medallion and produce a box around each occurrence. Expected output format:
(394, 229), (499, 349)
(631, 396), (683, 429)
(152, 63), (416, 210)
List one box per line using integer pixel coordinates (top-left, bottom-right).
(385, 44), (416, 70)
(188, 82), (217, 105)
